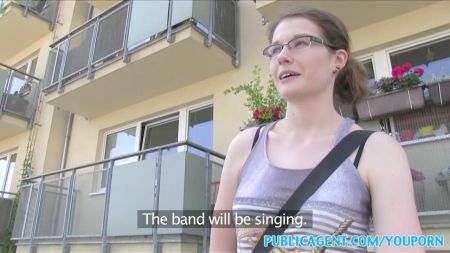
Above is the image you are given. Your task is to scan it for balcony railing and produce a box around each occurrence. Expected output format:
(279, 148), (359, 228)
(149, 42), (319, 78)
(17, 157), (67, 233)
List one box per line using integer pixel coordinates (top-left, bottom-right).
(11, 141), (225, 253)
(0, 0), (58, 28)
(0, 63), (40, 126)
(0, 191), (17, 247)
(43, 0), (239, 93)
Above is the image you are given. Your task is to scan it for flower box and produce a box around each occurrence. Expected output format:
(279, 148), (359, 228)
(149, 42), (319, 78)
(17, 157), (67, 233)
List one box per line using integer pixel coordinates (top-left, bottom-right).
(427, 79), (450, 105)
(356, 85), (425, 120)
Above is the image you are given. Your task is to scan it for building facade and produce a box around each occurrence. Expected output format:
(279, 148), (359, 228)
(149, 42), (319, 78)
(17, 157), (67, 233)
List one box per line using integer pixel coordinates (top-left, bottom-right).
(1, 0), (449, 252)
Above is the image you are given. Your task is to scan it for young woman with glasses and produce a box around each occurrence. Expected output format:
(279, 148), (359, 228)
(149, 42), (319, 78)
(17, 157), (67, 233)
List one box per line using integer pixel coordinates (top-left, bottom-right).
(210, 7), (424, 253)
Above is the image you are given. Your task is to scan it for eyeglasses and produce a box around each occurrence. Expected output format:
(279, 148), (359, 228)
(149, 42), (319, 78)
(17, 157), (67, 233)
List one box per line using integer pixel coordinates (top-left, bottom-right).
(263, 35), (337, 58)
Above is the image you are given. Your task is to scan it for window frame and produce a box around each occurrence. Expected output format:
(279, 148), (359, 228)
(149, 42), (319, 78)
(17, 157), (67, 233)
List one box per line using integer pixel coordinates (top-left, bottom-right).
(0, 150), (18, 198)
(96, 100), (213, 191)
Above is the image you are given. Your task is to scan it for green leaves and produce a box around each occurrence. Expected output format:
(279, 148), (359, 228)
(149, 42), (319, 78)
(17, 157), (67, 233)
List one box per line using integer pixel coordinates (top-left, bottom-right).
(224, 65), (286, 126)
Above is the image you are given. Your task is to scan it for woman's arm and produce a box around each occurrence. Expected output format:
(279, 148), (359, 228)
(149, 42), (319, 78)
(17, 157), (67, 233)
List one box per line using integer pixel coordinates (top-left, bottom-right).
(361, 132), (425, 252)
(209, 127), (258, 252)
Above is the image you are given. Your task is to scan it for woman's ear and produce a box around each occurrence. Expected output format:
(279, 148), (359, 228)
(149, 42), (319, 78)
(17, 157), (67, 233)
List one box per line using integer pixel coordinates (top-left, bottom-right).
(334, 49), (348, 69)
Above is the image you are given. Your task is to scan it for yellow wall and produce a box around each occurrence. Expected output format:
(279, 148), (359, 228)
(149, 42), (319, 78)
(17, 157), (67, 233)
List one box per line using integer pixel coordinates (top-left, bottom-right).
(350, 1), (450, 54)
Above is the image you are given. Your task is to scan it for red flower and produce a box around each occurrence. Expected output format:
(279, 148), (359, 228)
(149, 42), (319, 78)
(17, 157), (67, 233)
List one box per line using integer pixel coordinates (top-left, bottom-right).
(414, 67), (424, 77)
(402, 63), (412, 71)
(253, 110), (261, 122)
(271, 106), (281, 121)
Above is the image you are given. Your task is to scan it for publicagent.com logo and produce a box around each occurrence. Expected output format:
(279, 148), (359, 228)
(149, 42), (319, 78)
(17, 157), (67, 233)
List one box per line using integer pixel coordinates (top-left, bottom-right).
(137, 210), (445, 250)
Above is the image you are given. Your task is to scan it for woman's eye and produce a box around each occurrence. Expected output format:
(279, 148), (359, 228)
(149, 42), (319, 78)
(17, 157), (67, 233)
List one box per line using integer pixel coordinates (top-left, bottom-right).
(292, 39), (309, 48)
(271, 46), (282, 55)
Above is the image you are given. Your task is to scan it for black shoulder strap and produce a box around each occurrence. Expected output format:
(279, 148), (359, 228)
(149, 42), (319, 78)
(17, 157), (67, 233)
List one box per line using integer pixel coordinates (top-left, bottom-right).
(252, 130), (374, 253)
(251, 124), (265, 150)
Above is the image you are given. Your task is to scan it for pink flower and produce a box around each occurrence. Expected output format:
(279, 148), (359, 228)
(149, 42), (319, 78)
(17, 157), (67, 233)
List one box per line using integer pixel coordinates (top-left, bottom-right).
(272, 106), (281, 114)
(414, 67), (424, 77)
(402, 63), (412, 71)
(392, 66), (404, 76)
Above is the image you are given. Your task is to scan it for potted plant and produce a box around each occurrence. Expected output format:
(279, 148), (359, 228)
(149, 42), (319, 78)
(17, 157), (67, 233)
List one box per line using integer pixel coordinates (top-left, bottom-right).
(427, 75), (450, 106)
(224, 65), (286, 129)
(5, 92), (29, 116)
(356, 63), (425, 120)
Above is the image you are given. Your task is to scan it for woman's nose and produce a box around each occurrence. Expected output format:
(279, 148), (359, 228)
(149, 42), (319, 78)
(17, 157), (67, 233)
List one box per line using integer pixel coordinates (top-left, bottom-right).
(276, 46), (294, 65)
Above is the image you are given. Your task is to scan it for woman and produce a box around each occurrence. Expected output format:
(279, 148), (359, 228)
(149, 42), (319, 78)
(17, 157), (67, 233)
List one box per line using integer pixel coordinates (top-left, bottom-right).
(210, 7), (423, 253)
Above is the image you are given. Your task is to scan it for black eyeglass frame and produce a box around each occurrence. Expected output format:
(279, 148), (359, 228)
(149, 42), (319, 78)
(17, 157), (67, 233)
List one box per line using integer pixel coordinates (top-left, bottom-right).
(263, 35), (338, 58)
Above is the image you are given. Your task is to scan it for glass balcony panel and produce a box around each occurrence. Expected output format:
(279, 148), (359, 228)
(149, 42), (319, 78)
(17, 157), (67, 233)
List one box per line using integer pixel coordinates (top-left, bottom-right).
(213, 0), (236, 50)
(11, 184), (32, 239)
(127, 1), (168, 49)
(62, 26), (94, 81)
(35, 177), (69, 237)
(43, 48), (58, 89)
(192, 0), (210, 32)
(93, 5), (128, 63)
(23, 183), (39, 238)
(403, 140), (450, 212)
(51, 43), (67, 86)
(171, 0), (193, 26)
(68, 169), (105, 236)
(107, 158), (155, 236)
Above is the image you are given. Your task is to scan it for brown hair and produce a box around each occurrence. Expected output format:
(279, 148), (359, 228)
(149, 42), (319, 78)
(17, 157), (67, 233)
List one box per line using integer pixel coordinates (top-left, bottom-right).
(268, 8), (370, 103)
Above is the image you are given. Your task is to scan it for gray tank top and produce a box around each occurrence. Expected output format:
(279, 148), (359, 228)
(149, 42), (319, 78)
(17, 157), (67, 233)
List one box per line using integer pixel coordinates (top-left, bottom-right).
(232, 118), (371, 253)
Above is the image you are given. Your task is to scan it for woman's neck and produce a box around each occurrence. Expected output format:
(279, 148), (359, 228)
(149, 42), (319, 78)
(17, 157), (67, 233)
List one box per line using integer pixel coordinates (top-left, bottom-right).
(277, 98), (345, 140)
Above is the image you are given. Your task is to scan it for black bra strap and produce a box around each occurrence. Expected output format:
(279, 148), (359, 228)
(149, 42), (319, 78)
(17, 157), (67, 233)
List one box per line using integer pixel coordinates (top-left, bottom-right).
(353, 138), (368, 168)
(251, 125), (265, 150)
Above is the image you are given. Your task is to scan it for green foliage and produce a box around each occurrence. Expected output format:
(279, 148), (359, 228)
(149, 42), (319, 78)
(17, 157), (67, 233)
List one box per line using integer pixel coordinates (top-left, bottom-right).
(224, 65), (286, 127)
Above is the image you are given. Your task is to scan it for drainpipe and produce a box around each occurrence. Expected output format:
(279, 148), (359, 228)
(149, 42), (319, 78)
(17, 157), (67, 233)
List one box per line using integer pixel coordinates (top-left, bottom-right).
(61, 112), (74, 172)
(52, 112), (73, 235)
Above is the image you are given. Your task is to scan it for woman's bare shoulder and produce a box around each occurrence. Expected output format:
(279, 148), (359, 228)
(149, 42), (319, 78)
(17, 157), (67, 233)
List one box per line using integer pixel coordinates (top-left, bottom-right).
(227, 126), (263, 170)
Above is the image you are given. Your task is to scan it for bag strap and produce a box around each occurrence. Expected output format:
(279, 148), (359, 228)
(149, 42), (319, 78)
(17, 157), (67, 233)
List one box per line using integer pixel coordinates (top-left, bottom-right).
(252, 129), (374, 253)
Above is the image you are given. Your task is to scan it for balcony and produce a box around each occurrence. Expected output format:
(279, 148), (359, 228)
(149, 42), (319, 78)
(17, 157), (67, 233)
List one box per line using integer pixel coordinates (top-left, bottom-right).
(0, 63), (40, 141)
(0, 0), (58, 61)
(43, 0), (239, 119)
(255, 0), (431, 30)
(11, 141), (225, 252)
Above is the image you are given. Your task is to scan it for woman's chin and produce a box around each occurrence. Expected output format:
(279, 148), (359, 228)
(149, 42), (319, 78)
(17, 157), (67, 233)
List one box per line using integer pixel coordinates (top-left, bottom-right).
(279, 90), (310, 102)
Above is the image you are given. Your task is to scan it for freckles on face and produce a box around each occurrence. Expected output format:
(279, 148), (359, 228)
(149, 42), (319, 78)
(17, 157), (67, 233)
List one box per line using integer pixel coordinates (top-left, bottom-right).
(269, 18), (334, 100)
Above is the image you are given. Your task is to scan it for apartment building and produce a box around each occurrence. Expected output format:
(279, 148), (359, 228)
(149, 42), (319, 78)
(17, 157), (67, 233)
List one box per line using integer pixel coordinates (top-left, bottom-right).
(1, 0), (449, 252)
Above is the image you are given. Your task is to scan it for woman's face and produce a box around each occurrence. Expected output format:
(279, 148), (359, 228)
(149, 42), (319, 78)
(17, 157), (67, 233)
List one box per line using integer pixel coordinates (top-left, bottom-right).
(269, 17), (337, 102)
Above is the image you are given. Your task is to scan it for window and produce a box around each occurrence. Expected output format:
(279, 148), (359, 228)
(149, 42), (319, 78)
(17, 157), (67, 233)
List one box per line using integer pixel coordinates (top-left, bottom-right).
(390, 37), (450, 82)
(101, 127), (137, 188)
(98, 102), (214, 189)
(187, 105), (213, 156)
(9, 57), (38, 95)
(361, 59), (376, 91)
(141, 115), (179, 160)
(0, 152), (17, 198)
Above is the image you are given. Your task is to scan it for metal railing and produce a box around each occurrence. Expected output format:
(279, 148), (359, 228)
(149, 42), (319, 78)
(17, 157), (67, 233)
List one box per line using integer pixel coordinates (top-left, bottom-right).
(0, 0), (58, 29)
(11, 141), (225, 253)
(42, 0), (239, 93)
(0, 63), (41, 127)
(0, 191), (17, 247)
